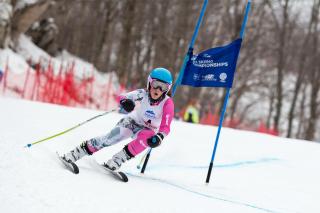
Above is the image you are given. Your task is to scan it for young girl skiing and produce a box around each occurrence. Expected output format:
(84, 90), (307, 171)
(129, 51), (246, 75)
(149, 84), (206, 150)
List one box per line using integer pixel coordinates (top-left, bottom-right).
(61, 68), (174, 172)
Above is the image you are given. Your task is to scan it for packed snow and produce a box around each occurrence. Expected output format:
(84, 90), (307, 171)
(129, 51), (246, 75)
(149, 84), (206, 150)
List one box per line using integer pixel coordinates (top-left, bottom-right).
(14, 0), (40, 11)
(0, 97), (319, 213)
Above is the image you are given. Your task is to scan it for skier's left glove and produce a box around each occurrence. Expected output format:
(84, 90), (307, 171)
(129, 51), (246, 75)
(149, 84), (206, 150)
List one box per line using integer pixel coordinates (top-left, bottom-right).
(119, 98), (135, 113)
(147, 133), (164, 148)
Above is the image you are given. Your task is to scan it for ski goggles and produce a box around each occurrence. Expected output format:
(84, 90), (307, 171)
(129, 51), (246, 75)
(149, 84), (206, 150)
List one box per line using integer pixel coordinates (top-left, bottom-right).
(150, 79), (170, 92)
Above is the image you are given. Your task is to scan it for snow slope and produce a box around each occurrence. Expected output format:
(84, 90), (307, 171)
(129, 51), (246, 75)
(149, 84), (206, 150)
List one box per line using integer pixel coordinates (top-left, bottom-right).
(0, 97), (320, 213)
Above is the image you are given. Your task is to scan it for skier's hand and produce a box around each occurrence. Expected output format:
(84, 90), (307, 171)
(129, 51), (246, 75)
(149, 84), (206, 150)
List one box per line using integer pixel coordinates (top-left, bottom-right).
(147, 133), (164, 148)
(120, 99), (135, 113)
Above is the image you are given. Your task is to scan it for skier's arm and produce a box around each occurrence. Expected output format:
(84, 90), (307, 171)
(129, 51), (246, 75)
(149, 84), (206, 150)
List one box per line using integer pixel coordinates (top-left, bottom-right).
(146, 98), (174, 148)
(118, 89), (145, 102)
(118, 89), (145, 113)
(159, 98), (174, 136)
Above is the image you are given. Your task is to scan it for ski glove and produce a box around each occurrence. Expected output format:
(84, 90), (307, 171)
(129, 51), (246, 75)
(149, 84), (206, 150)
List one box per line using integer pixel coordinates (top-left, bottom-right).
(147, 133), (164, 148)
(120, 99), (135, 113)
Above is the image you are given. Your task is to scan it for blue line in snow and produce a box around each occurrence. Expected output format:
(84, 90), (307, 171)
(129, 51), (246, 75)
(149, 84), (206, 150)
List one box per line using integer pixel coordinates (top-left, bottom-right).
(127, 173), (283, 213)
(149, 158), (281, 171)
(215, 158), (280, 168)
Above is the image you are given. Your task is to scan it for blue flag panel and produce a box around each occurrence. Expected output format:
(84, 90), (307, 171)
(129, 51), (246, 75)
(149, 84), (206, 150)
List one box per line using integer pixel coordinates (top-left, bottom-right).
(181, 38), (242, 88)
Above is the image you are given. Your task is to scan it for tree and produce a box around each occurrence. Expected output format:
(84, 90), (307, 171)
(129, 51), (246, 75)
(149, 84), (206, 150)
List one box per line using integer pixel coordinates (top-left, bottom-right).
(286, 0), (317, 138)
(305, 0), (320, 141)
(11, 0), (52, 45)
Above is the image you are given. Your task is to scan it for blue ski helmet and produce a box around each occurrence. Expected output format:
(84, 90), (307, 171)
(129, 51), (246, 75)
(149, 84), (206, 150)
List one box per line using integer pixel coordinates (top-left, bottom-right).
(147, 67), (173, 92)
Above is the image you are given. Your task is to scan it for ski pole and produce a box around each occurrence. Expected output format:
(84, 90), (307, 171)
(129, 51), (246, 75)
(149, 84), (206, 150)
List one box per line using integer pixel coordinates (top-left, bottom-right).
(24, 108), (118, 148)
(136, 151), (148, 169)
(140, 148), (152, 173)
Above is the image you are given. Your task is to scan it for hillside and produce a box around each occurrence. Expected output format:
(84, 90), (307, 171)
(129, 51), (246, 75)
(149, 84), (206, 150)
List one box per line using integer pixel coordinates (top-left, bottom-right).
(1, 97), (320, 213)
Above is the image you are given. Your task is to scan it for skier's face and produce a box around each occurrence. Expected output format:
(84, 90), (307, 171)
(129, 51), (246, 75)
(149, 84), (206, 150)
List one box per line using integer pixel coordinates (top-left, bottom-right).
(150, 86), (164, 100)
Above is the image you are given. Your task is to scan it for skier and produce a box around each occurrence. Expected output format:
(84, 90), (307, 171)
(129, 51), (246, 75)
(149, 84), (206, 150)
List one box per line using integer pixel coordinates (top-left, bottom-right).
(61, 67), (174, 172)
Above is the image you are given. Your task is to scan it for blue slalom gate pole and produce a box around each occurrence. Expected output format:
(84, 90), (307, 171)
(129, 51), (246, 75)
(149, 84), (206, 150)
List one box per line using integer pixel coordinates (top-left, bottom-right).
(205, 0), (251, 183)
(140, 0), (209, 174)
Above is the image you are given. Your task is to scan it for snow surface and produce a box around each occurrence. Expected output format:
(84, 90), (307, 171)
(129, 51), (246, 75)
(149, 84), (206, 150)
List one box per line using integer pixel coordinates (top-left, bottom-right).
(16, 35), (96, 77)
(1, 97), (320, 213)
(12, 34), (114, 80)
(0, 2), (12, 22)
(0, 48), (32, 74)
(16, 34), (52, 67)
(15, 0), (39, 11)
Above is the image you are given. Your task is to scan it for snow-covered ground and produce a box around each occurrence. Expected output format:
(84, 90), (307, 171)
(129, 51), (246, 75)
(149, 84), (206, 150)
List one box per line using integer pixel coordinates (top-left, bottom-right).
(1, 97), (320, 213)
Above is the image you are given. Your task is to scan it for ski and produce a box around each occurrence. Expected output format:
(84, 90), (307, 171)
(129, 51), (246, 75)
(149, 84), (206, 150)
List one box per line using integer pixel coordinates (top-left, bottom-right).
(56, 152), (128, 182)
(56, 152), (79, 174)
(100, 163), (129, 182)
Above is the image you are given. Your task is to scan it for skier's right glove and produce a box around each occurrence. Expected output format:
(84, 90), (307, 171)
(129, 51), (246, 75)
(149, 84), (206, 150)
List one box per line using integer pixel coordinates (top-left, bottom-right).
(147, 133), (164, 148)
(120, 98), (135, 113)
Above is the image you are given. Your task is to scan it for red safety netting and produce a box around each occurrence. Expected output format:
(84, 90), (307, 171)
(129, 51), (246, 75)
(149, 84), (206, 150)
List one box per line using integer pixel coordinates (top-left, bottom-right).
(0, 58), (123, 111)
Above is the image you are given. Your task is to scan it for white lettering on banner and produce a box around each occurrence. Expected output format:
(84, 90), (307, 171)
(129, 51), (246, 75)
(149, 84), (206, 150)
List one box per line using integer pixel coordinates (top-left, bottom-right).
(193, 74), (200, 81)
(191, 57), (229, 68)
(202, 74), (215, 81)
(219, 73), (227, 82)
(193, 73), (218, 82)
